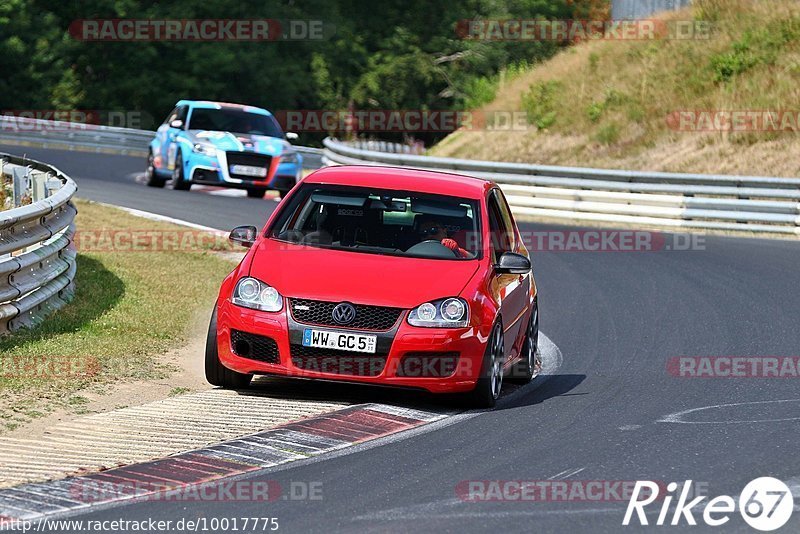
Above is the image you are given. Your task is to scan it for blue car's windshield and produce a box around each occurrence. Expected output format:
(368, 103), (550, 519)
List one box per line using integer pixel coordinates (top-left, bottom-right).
(187, 108), (284, 138)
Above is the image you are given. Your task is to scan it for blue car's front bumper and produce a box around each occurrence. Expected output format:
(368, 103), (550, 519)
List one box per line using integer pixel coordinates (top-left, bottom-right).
(158, 148), (302, 191)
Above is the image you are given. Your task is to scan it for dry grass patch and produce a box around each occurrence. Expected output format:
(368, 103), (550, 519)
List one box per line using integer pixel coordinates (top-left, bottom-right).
(431, 0), (800, 177)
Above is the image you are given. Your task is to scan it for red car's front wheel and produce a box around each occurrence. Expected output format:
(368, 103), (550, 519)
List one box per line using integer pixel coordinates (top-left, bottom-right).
(465, 322), (504, 408)
(205, 308), (252, 389)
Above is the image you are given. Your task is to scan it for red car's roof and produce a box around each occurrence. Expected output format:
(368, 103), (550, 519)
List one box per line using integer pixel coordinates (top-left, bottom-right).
(303, 165), (493, 200)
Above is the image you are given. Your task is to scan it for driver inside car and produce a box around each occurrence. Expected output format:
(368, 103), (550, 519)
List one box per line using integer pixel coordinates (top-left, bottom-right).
(418, 219), (470, 259)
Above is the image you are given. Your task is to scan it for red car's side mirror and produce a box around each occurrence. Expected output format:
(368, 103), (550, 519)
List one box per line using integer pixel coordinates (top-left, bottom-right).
(495, 252), (531, 275)
(229, 225), (258, 248)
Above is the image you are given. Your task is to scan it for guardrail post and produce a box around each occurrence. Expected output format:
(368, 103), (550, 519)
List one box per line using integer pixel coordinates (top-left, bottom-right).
(31, 170), (47, 202)
(45, 175), (62, 198)
(11, 165), (28, 207)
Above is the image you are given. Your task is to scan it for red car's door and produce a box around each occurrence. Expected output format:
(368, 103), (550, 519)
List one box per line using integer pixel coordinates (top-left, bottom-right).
(487, 190), (530, 362)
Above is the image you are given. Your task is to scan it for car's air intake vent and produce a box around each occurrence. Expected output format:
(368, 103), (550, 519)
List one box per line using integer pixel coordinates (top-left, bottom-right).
(230, 330), (280, 364)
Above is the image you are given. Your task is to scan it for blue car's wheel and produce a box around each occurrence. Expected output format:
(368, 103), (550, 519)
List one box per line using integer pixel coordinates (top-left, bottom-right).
(145, 151), (166, 188)
(172, 149), (191, 191)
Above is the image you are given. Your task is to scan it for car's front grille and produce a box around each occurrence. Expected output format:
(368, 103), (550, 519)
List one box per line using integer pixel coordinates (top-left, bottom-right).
(396, 352), (460, 378)
(289, 299), (403, 331)
(226, 152), (272, 180)
(230, 330), (280, 364)
(289, 344), (387, 376)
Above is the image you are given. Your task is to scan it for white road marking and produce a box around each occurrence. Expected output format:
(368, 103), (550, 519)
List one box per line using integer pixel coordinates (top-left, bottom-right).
(203, 187), (246, 197)
(562, 467), (586, 479)
(549, 468), (576, 480)
(97, 202), (226, 233)
(783, 476), (800, 511)
(549, 467), (586, 480)
(658, 398), (800, 424)
(539, 332), (563, 378)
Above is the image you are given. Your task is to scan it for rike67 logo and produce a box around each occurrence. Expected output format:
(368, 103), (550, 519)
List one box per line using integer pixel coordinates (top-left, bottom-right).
(624, 477), (794, 531)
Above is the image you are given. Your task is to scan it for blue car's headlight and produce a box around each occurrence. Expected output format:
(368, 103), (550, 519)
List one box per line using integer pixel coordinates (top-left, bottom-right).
(281, 151), (299, 164)
(193, 143), (217, 157)
(408, 297), (469, 328)
(232, 277), (283, 312)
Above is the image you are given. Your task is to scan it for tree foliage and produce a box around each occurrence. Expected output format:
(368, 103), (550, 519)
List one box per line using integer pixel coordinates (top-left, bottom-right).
(0, 0), (594, 144)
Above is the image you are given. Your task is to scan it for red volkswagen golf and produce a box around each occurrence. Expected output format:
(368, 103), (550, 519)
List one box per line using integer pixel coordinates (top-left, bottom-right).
(206, 166), (540, 407)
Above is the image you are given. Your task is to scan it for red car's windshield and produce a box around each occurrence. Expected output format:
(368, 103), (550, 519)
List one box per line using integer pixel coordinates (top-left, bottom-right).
(269, 184), (481, 260)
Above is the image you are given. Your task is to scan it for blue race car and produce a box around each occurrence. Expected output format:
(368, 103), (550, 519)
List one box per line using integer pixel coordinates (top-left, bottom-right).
(145, 100), (302, 198)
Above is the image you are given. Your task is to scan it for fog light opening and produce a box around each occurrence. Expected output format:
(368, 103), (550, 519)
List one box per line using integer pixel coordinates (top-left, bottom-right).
(234, 339), (252, 357)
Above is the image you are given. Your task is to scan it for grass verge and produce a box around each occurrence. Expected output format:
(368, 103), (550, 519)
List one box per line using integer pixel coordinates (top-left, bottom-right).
(0, 199), (237, 431)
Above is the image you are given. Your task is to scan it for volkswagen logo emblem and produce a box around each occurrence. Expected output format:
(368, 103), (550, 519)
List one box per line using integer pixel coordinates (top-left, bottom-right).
(331, 302), (357, 325)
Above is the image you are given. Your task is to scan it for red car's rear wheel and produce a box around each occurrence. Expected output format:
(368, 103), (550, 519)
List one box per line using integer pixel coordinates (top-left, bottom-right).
(509, 298), (540, 383)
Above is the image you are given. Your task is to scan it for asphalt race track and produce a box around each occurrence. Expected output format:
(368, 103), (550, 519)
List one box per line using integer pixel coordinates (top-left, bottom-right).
(4, 144), (800, 533)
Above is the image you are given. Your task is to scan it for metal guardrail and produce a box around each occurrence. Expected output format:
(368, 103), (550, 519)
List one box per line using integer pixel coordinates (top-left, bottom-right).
(611, 0), (692, 20)
(322, 138), (800, 235)
(0, 116), (324, 169)
(0, 116), (153, 156)
(0, 153), (77, 334)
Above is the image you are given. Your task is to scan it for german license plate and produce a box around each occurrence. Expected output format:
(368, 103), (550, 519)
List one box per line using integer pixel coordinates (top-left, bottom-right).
(230, 164), (267, 177)
(302, 329), (377, 354)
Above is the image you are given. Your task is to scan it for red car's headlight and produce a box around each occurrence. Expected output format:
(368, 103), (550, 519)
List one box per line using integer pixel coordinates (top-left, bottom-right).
(408, 297), (469, 328)
(231, 277), (283, 312)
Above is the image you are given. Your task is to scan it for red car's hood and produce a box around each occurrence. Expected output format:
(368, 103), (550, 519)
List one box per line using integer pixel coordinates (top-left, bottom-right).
(248, 239), (481, 308)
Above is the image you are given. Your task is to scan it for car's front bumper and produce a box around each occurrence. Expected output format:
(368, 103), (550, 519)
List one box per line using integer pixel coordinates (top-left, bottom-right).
(216, 298), (487, 394)
(187, 151), (301, 190)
